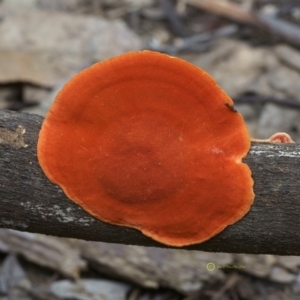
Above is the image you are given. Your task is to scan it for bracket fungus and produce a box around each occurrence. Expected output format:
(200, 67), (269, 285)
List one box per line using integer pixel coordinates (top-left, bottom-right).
(251, 132), (294, 144)
(37, 50), (255, 247)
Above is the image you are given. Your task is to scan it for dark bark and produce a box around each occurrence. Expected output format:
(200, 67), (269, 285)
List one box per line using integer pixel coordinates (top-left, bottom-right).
(0, 109), (299, 255)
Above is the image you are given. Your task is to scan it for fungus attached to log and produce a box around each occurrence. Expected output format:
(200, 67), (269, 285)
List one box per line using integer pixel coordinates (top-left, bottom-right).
(251, 132), (294, 144)
(37, 51), (254, 247)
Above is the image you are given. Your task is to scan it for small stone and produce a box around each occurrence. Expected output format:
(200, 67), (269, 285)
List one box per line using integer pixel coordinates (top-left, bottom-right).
(23, 85), (50, 105)
(0, 9), (141, 87)
(0, 229), (86, 279)
(275, 44), (300, 72)
(260, 4), (279, 17)
(257, 103), (299, 141)
(270, 267), (295, 284)
(277, 256), (300, 271)
(49, 279), (131, 300)
(266, 65), (300, 98)
(234, 254), (275, 278)
(0, 255), (27, 294)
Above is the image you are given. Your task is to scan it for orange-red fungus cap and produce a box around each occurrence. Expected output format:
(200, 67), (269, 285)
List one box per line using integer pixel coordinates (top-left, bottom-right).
(268, 132), (294, 143)
(37, 50), (254, 247)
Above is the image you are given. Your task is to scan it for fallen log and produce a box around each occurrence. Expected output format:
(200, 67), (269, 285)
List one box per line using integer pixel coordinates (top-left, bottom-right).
(0, 109), (299, 255)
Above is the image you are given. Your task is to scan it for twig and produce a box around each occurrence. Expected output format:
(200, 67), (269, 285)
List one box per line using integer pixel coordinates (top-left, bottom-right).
(159, 0), (188, 37)
(187, 0), (300, 48)
(234, 95), (300, 109)
(187, 0), (256, 24)
(147, 38), (212, 54)
(212, 273), (240, 300)
(147, 24), (237, 53)
(255, 13), (300, 47)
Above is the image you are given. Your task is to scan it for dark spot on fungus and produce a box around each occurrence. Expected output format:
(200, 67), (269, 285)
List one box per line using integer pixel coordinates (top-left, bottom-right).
(224, 102), (238, 113)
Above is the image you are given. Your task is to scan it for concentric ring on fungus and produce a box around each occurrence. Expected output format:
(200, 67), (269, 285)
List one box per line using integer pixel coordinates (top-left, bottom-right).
(37, 50), (254, 247)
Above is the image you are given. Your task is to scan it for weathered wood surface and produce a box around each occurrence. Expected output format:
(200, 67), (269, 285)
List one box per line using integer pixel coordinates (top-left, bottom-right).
(0, 109), (300, 255)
